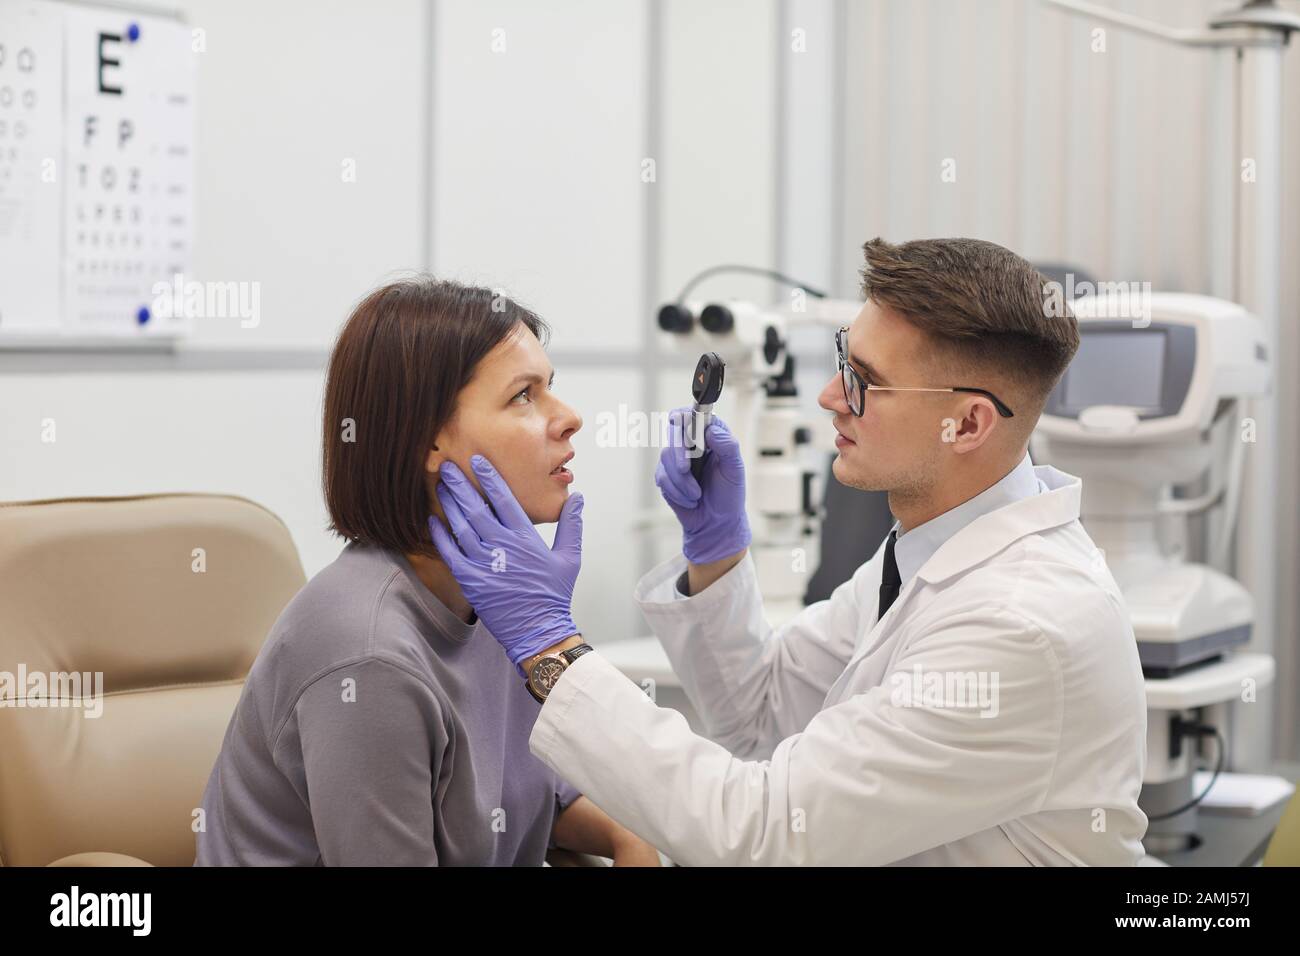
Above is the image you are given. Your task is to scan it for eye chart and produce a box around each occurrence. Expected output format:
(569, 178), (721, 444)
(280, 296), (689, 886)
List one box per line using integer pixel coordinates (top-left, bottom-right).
(0, 0), (62, 334)
(0, 0), (194, 341)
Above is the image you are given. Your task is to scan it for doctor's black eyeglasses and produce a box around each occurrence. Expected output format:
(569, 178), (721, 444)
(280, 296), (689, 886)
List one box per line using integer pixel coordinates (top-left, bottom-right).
(835, 327), (1015, 419)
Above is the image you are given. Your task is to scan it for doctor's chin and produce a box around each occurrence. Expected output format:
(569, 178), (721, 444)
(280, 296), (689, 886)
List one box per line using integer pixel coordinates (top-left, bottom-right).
(2, 0), (1297, 937)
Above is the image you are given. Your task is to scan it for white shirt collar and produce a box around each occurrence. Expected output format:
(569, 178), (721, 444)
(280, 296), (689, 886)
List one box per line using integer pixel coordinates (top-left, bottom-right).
(891, 452), (1046, 585)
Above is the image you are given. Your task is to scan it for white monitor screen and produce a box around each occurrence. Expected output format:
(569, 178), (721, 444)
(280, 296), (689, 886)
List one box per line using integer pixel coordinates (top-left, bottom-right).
(1064, 331), (1166, 410)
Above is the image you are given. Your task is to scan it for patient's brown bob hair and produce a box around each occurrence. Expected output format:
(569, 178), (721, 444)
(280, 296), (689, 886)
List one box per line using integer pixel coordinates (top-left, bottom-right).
(322, 276), (549, 557)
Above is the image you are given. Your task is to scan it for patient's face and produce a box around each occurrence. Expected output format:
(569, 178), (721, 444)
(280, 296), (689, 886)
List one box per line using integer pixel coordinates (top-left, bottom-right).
(428, 324), (582, 526)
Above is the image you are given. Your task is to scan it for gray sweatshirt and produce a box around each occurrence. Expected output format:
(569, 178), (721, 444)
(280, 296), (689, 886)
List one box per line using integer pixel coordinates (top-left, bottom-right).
(195, 540), (581, 866)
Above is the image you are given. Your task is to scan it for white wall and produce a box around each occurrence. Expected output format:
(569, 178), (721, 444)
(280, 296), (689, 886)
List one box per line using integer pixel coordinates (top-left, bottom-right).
(182, 0), (428, 348)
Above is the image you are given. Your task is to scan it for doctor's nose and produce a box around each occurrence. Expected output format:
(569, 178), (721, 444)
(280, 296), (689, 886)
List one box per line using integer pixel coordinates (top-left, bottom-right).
(818, 373), (849, 415)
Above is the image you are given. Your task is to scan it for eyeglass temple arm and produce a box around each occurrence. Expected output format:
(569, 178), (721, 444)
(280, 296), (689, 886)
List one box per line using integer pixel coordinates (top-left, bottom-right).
(952, 387), (1014, 418)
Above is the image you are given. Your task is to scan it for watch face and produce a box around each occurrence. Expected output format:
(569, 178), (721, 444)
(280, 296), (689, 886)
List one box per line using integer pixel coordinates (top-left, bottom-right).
(532, 656), (567, 692)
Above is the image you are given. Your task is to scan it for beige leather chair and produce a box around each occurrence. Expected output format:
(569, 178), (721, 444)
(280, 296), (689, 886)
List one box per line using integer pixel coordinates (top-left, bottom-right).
(0, 493), (615, 867)
(0, 493), (305, 867)
(1263, 789), (1300, 866)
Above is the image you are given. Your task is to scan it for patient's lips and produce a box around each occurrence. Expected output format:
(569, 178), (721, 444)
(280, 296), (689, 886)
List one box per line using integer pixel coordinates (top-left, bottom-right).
(550, 451), (575, 484)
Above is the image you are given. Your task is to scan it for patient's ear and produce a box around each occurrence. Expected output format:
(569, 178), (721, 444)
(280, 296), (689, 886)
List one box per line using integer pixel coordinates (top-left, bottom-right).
(424, 445), (443, 474)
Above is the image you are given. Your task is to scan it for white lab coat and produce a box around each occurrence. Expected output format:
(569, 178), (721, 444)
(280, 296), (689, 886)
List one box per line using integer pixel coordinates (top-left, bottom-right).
(529, 465), (1148, 865)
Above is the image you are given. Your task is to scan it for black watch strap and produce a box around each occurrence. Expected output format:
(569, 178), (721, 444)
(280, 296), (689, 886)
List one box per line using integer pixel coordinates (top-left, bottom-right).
(561, 643), (595, 665)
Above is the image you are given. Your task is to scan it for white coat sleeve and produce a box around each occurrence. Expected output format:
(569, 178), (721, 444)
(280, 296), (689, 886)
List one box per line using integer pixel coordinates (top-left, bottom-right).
(529, 605), (1064, 866)
(632, 550), (880, 759)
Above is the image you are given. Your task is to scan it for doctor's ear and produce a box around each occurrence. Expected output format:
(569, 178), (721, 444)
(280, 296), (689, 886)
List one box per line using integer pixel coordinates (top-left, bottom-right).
(947, 399), (999, 454)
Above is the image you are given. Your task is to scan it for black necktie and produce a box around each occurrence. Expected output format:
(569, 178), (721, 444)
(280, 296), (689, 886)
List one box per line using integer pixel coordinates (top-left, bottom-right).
(878, 530), (900, 620)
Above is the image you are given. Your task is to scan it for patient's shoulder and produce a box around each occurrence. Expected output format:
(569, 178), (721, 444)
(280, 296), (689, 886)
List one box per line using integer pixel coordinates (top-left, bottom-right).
(252, 542), (409, 684)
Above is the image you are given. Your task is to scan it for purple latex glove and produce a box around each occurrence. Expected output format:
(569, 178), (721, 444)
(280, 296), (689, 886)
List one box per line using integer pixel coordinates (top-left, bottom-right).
(428, 454), (583, 673)
(655, 407), (751, 565)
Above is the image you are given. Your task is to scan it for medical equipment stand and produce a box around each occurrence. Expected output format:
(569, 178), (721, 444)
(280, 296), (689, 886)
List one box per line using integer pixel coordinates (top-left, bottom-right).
(1042, 0), (1299, 778)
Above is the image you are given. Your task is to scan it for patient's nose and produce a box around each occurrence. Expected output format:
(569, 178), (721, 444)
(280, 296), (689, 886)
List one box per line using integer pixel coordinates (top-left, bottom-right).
(554, 399), (582, 439)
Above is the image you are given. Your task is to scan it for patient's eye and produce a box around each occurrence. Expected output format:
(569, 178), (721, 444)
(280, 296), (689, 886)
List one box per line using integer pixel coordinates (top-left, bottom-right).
(509, 373), (554, 406)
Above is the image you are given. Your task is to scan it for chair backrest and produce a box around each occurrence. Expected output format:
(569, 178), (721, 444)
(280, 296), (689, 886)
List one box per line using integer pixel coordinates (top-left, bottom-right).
(0, 493), (306, 866)
(1263, 790), (1300, 866)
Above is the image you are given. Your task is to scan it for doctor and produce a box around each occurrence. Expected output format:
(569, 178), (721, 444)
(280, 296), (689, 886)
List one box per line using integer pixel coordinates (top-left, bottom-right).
(430, 237), (1148, 865)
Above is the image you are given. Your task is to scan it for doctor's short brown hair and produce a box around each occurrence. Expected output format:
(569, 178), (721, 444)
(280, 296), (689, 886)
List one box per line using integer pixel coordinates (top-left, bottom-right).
(321, 276), (549, 557)
(859, 237), (1079, 406)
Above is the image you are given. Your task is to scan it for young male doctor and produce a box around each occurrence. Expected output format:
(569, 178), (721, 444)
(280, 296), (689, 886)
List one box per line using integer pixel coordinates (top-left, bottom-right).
(431, 237), (1148, 866)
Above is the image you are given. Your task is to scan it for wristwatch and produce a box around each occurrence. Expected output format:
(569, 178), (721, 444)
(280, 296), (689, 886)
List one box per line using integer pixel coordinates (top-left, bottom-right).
(525, 642), (594, 703)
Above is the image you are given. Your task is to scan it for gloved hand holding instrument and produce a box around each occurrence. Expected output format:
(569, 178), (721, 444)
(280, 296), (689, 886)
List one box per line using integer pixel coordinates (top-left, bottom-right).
(655, 352), (752, 566)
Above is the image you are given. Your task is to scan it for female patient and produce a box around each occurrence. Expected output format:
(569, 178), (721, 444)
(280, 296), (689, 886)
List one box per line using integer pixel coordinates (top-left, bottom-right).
(196, 277), (658, 866)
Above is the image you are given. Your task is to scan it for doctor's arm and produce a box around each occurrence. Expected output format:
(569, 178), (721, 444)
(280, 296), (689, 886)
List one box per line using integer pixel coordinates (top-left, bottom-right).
(542, 716), (660, 865)
(634, 545), (880, 760)
(643, 410), (871, 758)
(531, 607), (1063, 866)
(685, 547), (747, 596)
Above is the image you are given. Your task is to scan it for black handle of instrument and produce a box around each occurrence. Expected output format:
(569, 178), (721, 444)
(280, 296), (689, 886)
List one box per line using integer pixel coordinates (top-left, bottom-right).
(688, 353), (725, 484)
(691, 438), (708, 483)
